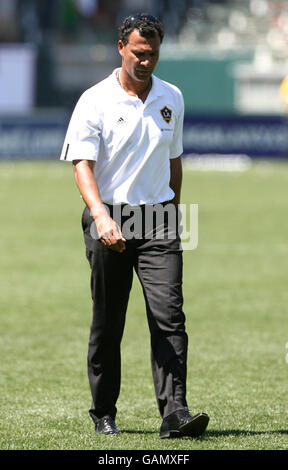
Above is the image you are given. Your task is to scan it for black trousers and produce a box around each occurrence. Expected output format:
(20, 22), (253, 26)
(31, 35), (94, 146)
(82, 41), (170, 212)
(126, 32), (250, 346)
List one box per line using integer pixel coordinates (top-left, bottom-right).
(81, 204), (188, 423)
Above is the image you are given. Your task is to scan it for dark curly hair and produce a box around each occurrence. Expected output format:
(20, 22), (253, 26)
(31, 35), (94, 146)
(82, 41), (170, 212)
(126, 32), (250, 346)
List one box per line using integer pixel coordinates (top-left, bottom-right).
(118, 13), (164, 45)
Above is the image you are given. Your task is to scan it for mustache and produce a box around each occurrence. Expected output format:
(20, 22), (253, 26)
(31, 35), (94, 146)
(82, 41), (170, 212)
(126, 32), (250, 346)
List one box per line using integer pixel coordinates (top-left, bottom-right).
(136, 68), (152, 73)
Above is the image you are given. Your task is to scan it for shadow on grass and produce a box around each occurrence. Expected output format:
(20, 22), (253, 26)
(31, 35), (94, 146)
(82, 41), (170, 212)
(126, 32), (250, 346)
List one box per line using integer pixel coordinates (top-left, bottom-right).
(201, 429), (288, 439)
(120, 429), (288, 438)
(121, 430), (158, 435)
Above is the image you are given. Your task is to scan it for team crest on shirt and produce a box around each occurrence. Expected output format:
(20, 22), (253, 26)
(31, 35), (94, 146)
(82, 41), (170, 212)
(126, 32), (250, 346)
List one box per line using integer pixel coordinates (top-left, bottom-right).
(160, 106), (172, 124)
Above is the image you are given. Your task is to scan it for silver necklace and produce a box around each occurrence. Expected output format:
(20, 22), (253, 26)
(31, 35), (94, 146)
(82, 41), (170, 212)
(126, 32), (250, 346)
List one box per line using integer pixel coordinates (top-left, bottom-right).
(116, 70), (123, 90)
(116, 70), (152, 97)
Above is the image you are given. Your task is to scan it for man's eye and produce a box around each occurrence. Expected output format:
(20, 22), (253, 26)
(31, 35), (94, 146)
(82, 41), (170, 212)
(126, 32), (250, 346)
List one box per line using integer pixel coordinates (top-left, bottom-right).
(135, 52), (157, 59)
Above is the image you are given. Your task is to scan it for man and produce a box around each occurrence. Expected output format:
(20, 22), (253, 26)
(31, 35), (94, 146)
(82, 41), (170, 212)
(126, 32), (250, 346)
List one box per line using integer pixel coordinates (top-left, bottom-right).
(60, 13), (209, 439)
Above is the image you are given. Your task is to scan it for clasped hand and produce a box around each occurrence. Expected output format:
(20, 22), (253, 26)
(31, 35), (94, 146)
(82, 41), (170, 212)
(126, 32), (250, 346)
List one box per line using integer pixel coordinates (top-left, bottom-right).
(95, 212), (126, 253)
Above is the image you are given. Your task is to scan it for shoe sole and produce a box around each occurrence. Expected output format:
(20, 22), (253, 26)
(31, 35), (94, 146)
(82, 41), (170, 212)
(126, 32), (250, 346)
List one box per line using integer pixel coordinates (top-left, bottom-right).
(160, 412), (209, 439)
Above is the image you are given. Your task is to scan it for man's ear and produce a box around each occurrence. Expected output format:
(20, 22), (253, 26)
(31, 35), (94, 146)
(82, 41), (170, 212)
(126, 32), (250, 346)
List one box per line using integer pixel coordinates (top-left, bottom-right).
(118, 40), (125, 57)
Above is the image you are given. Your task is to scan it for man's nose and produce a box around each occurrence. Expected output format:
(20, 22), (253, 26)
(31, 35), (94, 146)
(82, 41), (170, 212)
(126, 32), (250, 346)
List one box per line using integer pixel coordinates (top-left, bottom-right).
(141, 57), (152, 66)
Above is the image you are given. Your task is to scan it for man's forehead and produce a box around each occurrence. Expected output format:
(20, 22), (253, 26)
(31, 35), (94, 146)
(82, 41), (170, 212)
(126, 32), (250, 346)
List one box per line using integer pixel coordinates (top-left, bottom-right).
(126, 30), (160, 48)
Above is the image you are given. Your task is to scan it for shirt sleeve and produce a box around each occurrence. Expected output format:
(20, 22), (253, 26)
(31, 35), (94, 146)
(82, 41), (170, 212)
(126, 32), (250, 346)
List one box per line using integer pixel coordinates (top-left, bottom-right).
(60, 91), (102, 162)
(169, 90), (184, 159)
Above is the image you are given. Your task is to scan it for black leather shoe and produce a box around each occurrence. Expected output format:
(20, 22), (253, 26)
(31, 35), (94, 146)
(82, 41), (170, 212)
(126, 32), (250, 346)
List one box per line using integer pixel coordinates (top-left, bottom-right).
(160, 408), (209, 439)
(95, 416), (120, 435)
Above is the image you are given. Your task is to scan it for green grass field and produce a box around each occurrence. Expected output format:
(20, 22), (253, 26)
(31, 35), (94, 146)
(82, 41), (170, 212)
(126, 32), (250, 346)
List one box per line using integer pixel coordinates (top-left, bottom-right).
(0, 160), (288, 450)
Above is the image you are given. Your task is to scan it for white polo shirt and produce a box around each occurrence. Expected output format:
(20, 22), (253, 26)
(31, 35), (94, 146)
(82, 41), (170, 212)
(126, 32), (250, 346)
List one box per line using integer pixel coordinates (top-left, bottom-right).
(60, 68), (184, 205)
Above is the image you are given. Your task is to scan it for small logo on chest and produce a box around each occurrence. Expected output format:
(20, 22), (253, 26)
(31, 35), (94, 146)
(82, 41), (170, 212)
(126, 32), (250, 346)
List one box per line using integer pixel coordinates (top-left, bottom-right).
(116, 116), (126, 125)
(160, 106), (172, 124)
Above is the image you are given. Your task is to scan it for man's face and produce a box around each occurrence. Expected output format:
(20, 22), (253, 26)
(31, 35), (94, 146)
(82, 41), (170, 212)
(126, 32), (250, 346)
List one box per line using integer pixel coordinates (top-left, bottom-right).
(118, 29), (160, 82)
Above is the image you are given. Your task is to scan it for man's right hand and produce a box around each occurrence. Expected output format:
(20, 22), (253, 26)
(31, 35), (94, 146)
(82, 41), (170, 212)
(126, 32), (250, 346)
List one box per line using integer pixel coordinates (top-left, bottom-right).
(94, 210), (126, 253)
(72, 160), (126, 253)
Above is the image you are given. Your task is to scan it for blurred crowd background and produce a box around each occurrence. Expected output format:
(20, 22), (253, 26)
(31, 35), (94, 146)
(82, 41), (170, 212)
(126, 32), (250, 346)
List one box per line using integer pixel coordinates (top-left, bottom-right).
(2, 0), (288, 52)
(1, 0), (288, 159)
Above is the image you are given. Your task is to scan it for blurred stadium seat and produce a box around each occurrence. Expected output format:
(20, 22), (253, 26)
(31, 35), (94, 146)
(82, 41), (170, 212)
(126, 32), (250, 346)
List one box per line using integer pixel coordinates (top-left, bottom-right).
(1, 0), (288, 159)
